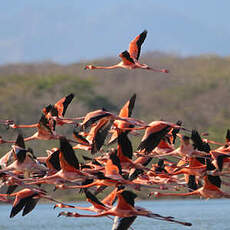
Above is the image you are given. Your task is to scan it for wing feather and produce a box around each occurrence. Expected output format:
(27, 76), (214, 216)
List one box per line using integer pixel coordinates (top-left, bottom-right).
(128, 30), (147, 60)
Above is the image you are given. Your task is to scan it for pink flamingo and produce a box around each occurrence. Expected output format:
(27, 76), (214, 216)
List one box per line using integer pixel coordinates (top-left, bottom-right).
(85, 30), (169, 73)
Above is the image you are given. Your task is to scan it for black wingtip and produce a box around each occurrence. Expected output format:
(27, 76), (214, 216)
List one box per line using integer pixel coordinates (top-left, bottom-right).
(69, 93), (75, 97)
(84, 190), (106, 207)
(15, 133), (25, 149)
(10, 212), (15, 218)
(132, 93), (137, 98)
(191, 129), (210, 153)
(121, 50), (129, 56)
(73, 130), (89, 145)
(128, 94), (136, 117)
(120, 190), (137, 207)
(43, 104), (53, 114)
(226, 129), (230, 141)
(59, 137), (79, 170)
(6, 185), (18, 195)
(93, 171), (110, 180)
(66, 93), (75, 100)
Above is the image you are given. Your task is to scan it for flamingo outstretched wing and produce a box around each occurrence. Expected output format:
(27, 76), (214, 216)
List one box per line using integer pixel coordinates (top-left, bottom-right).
(128, 30), (147, 60)
(119, 51), (135, 65)
(54, 93), (74, 117)
(119, 94), (136, 118)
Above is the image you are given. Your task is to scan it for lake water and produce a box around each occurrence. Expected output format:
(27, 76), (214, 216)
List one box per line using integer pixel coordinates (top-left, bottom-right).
(0, 199), (229, 230)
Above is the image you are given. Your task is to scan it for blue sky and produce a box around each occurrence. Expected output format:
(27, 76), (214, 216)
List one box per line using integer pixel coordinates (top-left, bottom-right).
(0, 0), (229, 64)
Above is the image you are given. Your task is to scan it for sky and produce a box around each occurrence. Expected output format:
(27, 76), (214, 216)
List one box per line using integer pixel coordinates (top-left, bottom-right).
(0, 0), (230, 65)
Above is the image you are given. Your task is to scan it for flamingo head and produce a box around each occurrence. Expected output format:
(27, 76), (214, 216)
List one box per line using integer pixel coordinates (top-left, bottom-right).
(153, 191), (162, 198)
(53, 203), (64, 209)
(53, 184), (66, 191)
(58, 211), (81, 217)
(84, 65), (96, 70)
(161, 69), (169, 73)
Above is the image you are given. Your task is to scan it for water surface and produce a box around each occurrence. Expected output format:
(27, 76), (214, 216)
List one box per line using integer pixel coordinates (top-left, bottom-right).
(0, 199), (229, 230)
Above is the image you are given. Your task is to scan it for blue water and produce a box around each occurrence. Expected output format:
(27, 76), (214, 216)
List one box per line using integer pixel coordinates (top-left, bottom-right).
(0, 199), (229, 230)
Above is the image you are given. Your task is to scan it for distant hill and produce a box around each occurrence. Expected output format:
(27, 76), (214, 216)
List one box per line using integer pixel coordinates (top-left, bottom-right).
(0, 52), (230, 154)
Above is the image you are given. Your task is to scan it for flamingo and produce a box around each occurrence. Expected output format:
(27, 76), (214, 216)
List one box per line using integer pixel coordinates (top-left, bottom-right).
(43, 93), (80, 126)
(84, 30), (169, 73)
(80, 108), (145, 131)
(9, 114), (61, 142)
(82, 118), (112, 154)
(109, 94), (137, 144)
(58, 190), (191, 226)
(0, 134), (47, 175)
(25, 137), (90, 186)
(0, 188), (61, 218)
(56, 150), (157, 191)
(151, 174), (230, 199)
(54, 187), (119, 213)
(137, 121), (180, 154)
(10, 94), (76, 130)
(55, 188), (137, 230)
(0, 188), (44, 218)
(54, 189), (109, 213)
(4, 88), (230, 229)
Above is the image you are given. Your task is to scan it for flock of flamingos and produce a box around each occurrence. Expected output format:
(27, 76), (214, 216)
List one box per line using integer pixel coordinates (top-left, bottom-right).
(0, 30), (229, 229)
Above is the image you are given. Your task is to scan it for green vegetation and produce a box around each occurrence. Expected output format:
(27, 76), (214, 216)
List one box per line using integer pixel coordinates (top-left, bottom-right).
(0, 52), (230, 200)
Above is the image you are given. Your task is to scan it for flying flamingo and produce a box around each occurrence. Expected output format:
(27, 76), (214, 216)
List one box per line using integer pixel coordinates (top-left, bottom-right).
(0, 188), (62, 218)
(0, 134), (47, 175)
(80, 118), (113, 154)
(109, 94), (137, 144)
(84, 30), (169, 73)
(151, 174), (230, 199)
(9, 114), (61, 142)
(55, 188), (137, 229)
(43, 93), (81, 126)
(80, 108), (145, 131)
(54, 187), (119, 213)
(0, 188), (43, 218)
(25, 137), (91, 186)
(58, 190), (191, 226)
(54, 190), (109, 213)
(116, 130), (146, 170)
(10, 94), (77, 130)
(210, 150), (230, 171)
(137, 121), (180, 154)
(55, 188), (136, 230)
(56, 151), (157, 191)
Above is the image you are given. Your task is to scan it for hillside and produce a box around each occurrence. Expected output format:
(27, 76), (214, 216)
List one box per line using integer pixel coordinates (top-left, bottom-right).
(1, 52), (230, 200)
(0, 52), (230, 139)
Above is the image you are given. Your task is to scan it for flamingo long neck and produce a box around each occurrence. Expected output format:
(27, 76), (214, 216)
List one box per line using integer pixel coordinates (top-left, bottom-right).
(149, 68), (165, 73)
(66, 181), (98, 189)
(15, 124), (38, 128)
(158, 190), (199, 197)
(24, 133), (38, 142)
(143, 65), (166, 73)
(94, 64), (121, 70)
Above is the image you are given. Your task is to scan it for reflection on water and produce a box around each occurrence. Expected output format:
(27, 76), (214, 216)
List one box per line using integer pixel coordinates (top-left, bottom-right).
(1, 199), (229, 230)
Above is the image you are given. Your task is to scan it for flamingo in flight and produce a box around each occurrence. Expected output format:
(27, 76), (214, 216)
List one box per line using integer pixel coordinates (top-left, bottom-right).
(54, 187), (119, 213)
(58, 190), (191, 227)
(0, 188), (62, 218)
(10, 93), (76, 130)
(84, 30), (169, 73)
